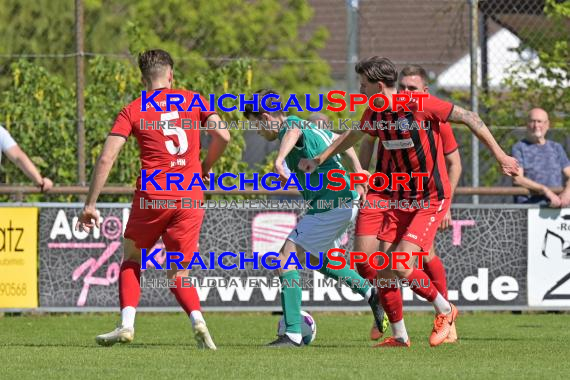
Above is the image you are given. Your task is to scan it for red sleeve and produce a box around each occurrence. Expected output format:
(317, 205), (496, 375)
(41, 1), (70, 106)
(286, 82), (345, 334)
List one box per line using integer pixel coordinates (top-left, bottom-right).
(358, 108), (376, 136)
(198, 94), (217, 125)
(109, 107), (133, 138)
(440, 122), (458, 154)
(423, 95), (454, 123)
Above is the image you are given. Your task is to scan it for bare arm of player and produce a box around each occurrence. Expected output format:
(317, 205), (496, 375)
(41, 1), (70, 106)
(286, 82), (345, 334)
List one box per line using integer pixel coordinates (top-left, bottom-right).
(331, 132), (368, 199)
(358, 135), (376, 172)
(202, 114), (231, 175)
(76, 135), (127, 232)
(331, 132), (363, 173)
(445, 150), (462, 198)
(511, 167), (562, 207)
(440, 150), (462, 229)
(275, 127), (302, 181)
(4, 145), (53, 192)
(298, 129), (365, 173)
(448, 105), (519, 177)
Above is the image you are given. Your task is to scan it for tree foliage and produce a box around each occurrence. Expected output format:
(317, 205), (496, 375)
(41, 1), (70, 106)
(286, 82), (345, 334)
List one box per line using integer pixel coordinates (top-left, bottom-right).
(0, 0), (332, 201)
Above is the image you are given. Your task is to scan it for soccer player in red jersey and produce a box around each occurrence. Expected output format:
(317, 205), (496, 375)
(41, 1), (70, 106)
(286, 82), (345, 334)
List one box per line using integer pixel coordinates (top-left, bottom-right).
(299, 56), (519, 347)
(75, 49), (230, 349)
(355, 65), (462, 343)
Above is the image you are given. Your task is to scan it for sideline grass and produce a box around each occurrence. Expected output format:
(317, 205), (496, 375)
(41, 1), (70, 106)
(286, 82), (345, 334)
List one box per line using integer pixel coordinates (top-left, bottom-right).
(0, 312), (568, 379)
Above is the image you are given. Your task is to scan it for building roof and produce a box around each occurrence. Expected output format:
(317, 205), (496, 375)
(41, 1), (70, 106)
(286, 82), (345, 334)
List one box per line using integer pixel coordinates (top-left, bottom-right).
(304, 0), (565, 84)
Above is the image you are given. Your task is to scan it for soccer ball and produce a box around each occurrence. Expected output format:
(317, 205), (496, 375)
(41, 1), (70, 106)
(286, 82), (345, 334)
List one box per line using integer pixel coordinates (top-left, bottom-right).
(277, 310), (317, 345)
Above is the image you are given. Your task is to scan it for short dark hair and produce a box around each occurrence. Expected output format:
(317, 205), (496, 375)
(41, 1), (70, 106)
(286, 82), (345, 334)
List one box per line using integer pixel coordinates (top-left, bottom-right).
(243, 88), (285, 119)
(138, 49), (174, 81)
(400, 64), (428, 85)
(355, 56), (397, 88)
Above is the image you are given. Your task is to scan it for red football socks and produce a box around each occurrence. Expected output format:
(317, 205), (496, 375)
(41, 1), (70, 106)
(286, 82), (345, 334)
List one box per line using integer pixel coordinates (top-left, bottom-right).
(169, 276), (201, 314)
(423, 256), (448, 299)
(119, 260), (141, 309)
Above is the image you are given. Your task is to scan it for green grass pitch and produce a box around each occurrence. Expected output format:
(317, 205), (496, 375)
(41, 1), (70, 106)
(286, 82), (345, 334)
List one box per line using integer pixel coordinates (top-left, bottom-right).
(0, 312), (569, 379)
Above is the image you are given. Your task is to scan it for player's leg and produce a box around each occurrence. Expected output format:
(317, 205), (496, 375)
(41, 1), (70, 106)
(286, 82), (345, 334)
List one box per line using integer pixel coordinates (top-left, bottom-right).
(388, 201), (458, 347)
(96, 196), (166, 346)
(423, 246), (448, 299)
(354, 192), (383, 283)
(355, 236), (379, 282)
(374, 240), (411, 347)
(299, 206), (373, 296)
(163, 207), (216, 350)
(354, 191), (389, 340)
(370, 207), (412, 347)
(293, 206), (386, 333)
(267, 238), (304, 347)
(95, 238), (144, 346)
(424, 246), (457, 343)
(355, 235), (386, 340)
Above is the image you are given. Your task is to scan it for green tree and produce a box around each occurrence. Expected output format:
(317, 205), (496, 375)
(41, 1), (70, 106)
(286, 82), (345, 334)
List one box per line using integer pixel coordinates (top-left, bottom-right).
(0, 0), (333, 201)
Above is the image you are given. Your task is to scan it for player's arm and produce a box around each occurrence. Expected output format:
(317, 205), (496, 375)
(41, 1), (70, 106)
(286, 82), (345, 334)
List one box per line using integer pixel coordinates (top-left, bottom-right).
(298, 129), (365, 173)
(202, 114), (230, 174)
(77, 135), (127, 232)
(448, 105), (519, 176)
(331, 132), (368, 199)
(274, 127), (302, 180)
(4, 145), (53, 192)
(331, 132), (363, 173)
(439, 150), (462, 229)
(358, 135), (376, 172)
(445, 150), (462, 198)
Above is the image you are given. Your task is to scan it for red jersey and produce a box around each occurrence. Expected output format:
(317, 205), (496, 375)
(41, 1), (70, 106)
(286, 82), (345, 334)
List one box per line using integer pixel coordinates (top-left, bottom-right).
(359, 94), (454, 201)
(110, 88), (216, 200)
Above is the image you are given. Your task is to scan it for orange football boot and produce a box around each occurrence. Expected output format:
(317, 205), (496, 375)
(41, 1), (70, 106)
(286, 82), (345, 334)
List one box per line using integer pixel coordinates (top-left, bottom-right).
(443, 321), (458, 344)
(373, 337), (411, 348)
(429, 303), (458, 347)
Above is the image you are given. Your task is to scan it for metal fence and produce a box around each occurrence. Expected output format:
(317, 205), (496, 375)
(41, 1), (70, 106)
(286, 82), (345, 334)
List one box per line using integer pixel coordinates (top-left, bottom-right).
(0, 0), (567, 203)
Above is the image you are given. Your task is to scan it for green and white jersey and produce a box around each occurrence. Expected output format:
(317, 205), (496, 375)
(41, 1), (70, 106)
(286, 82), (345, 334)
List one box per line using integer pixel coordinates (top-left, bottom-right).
(278, 116), (357, 214)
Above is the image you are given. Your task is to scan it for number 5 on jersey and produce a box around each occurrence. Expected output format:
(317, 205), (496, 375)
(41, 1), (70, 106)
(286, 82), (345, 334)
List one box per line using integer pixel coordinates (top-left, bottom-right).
(161, 111), (187, 155)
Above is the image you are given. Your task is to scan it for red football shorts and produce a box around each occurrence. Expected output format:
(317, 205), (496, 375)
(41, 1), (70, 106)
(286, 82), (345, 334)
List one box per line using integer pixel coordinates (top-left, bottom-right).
(378, 198), (450, 250)
(354, 191), (391, 236)
(124, 194), (204, 261)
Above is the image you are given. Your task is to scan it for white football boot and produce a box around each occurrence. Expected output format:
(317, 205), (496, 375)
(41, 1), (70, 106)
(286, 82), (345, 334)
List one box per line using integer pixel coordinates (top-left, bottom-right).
(193, 321), (217, 350)
(95, 326), (134, 346)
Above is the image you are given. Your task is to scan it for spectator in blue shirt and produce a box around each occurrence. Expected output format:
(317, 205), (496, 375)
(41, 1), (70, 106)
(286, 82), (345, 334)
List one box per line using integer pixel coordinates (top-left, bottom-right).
(512, 108), (570, 207)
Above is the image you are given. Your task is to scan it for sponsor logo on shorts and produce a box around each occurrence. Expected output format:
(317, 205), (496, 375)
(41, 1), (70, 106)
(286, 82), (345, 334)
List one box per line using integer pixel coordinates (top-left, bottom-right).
(406, 232), (418, 240)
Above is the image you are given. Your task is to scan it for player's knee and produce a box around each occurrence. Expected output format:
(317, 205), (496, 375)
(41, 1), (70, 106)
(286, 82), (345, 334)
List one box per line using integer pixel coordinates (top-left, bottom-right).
(424, 247), (436, 263)
(123, 239), (142, 263)
(167, 267), (188, 279)
(125, 255), (142, 264)
(377, 268), (393, 279)
(393, 266), (412, 279)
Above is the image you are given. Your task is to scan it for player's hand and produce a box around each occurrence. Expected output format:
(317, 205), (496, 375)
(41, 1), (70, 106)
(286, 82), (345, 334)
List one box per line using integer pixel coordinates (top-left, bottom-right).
(439, 210), (452, 230)
(274, 160), (290, 186)
(202, 168), (213, 185)
(75, 206), (101, 233)
(498, 155), (519, 177)
(354, 170), (371, 203)
(359, 169), (371, 178)
(355, 184), (368, 203)
(298, 157), (319, 173)
(544, 188), (562, 208)
(39, 177), (53, 192)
